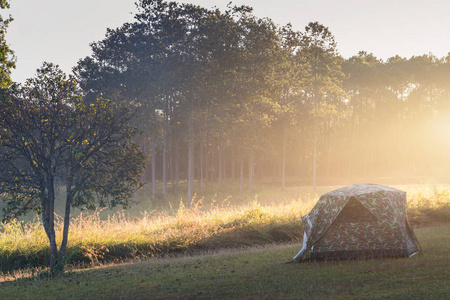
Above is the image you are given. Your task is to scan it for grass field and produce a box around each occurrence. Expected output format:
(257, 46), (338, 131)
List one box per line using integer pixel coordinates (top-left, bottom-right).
(0, 223), (449, 299)
(1, 184), (450, 274)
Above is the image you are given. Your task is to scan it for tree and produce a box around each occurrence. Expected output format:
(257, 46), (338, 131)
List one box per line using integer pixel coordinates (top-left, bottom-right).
(342, 51), (382, 177)
(77, 0), (262, 204)
(298, 22), (343, 190)
(0, 63), (146, 272)
(0, 0), (15, 88)
(76, 0), (200, 202)
(75, 1), (379, 192)
(270, 24), (304, 190)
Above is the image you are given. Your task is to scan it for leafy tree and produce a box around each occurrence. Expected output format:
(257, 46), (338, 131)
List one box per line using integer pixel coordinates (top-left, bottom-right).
(269, 24), (304, 190)
(0, 63), (146, 272)
(76, 1), (268, 203)
(298, 22), (344, 190)
(76, 0), (197, 200)
(342, 51), (383, 175)
(0, 0), (15, 88)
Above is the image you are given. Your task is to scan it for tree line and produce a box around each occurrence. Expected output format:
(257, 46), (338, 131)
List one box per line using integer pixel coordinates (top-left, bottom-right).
(76, 0), (450, 201)
(74, 0), (341, 202)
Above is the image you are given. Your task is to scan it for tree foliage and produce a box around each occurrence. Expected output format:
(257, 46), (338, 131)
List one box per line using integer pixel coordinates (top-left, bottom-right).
(0, 0), (15, 88)
(0, 63), (146, 271)
(75, 0), (301, 200)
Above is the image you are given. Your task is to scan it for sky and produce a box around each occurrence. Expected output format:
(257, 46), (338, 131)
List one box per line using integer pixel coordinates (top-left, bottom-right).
(5, 0), (450, 84)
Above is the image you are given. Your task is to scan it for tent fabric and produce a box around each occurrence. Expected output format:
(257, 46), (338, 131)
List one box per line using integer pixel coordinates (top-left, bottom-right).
(293, 184), (420, 261)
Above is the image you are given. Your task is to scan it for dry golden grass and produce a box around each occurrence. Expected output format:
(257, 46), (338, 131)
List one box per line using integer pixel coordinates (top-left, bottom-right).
(0, 184), (449, 275)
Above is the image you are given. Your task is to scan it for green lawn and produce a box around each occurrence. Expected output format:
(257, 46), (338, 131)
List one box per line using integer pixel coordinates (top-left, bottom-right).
(1, 224), (449, 299)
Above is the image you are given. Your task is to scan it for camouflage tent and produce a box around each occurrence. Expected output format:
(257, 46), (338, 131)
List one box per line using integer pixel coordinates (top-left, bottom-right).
(293, 184), (420, 261)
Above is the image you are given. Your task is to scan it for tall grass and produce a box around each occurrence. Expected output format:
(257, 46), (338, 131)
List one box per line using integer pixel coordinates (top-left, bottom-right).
(403, 185), (450, 225)
(0, 185), (449, 274)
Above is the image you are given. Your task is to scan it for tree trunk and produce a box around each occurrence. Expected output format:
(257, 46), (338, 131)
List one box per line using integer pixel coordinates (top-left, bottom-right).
(222, 141), (226, 185)
(163, 95), (168, 196)
(41, 176), (58, 271)
(169, 135), (174, 192)
(313, 119), (318, 191)
(231, 146), (235, 185)
(326, 131), (332, 179)
(143, 139), (148, 202)
(205, 134), (210, 182)
(59, 182), (73, 266)
(248, 150), (254, 197)
(369, 118), (374, 177)
(218, 132), (223, 191)
(152, 141), (156, 200)
(187, 112), (194, 206)
(348, 115), (355, 180)
(240, 155), (244, 196)
(210, 138), (215, 182)
(174, 134), (179, 188)
(282, 123), (287, 191)
(200, 138), (204, 193)
(162, 134), (167, 196)
(313, 71), (317, 191)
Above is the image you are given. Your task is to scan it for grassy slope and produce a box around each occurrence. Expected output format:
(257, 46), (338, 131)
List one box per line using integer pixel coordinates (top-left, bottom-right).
(1, 224), (449, 299)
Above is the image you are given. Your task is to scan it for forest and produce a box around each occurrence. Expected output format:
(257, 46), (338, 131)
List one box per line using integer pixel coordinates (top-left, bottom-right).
(71, 1), (450, 204)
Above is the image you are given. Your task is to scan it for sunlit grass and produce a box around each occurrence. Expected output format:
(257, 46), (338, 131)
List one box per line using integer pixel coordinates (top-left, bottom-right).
(0, 184), (449, 275)
(1, 224), (449, 298)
